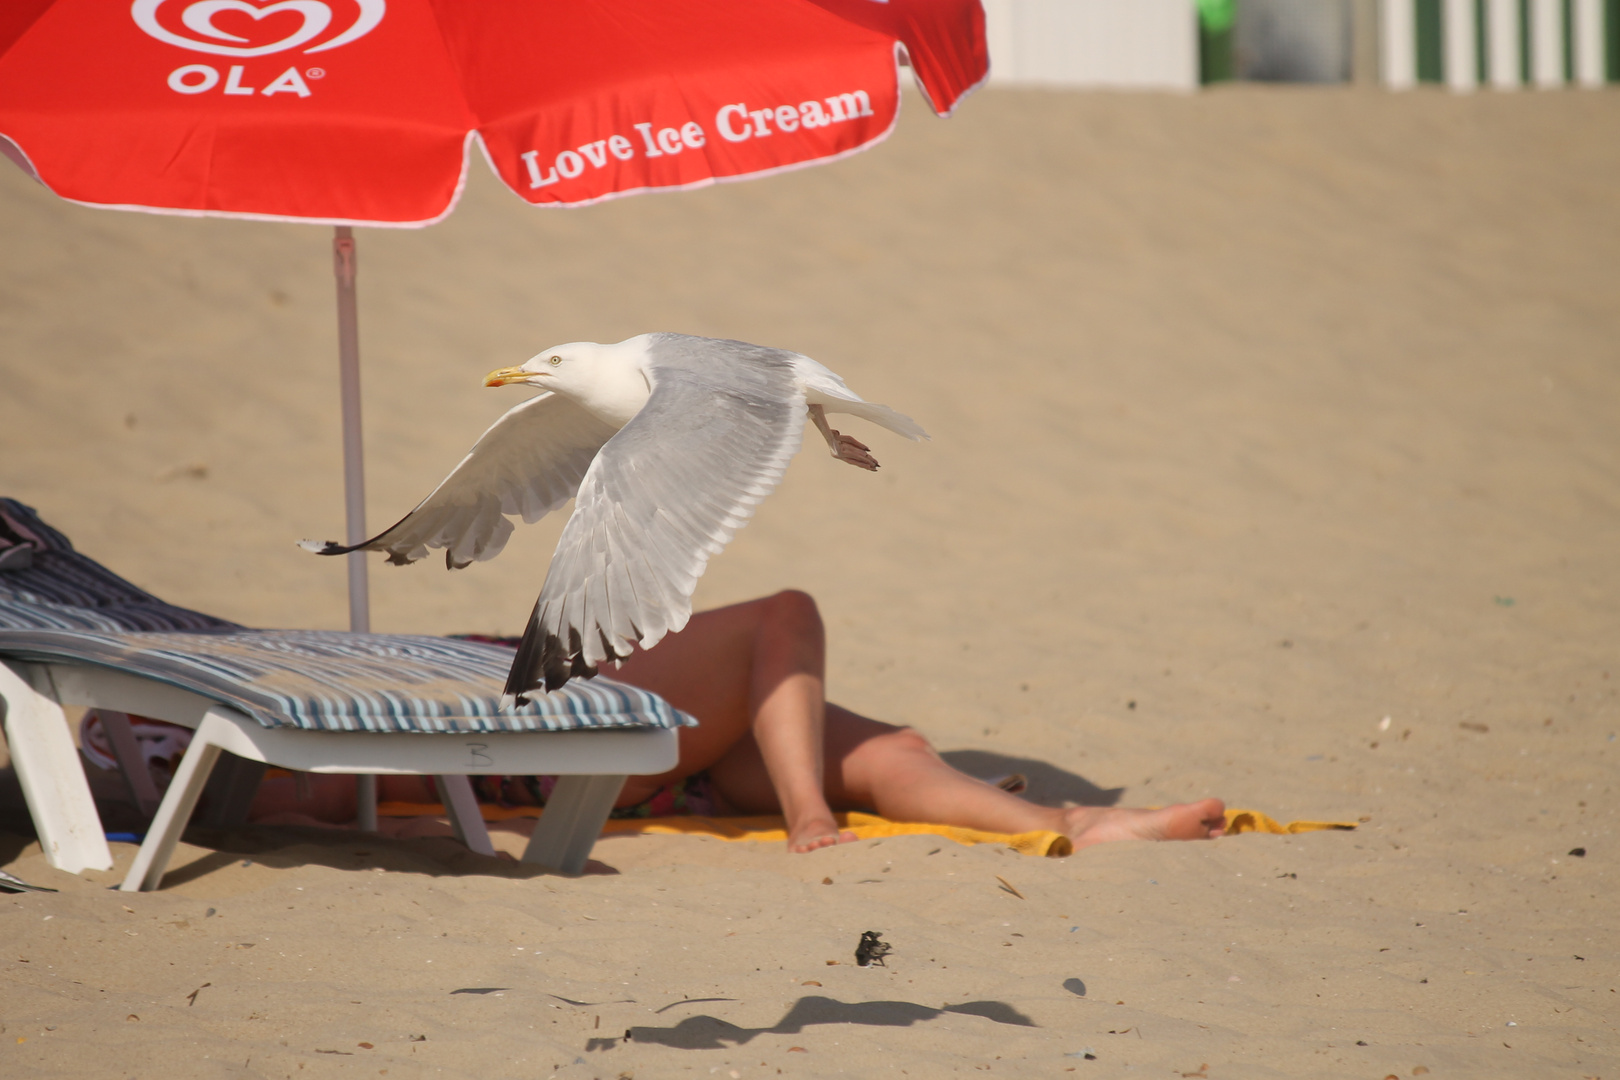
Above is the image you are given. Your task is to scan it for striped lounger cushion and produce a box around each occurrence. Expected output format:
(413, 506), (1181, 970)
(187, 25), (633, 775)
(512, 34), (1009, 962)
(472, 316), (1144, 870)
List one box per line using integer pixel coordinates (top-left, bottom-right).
(0, 498), (693, 735)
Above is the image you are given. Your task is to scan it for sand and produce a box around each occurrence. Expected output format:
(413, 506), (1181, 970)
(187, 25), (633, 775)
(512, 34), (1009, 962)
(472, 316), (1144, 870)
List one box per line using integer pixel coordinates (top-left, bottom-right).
(1, 84), (1617, 1078)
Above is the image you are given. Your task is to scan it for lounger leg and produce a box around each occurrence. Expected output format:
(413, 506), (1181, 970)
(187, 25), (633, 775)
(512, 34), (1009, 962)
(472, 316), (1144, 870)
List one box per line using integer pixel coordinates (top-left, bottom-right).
(195, 751), (267, 828)
(432, 775), (495, 856)
(122, 716), (228, 892)
(98, 710), (164, 818)
(521, 774), (626, 875)
(354, 775), (378, 832)
(0, 661), (113, 874)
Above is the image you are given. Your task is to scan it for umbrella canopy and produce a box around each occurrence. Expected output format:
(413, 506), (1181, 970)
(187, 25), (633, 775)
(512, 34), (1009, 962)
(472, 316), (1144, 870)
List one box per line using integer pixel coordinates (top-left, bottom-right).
(0, 0), (986, 223)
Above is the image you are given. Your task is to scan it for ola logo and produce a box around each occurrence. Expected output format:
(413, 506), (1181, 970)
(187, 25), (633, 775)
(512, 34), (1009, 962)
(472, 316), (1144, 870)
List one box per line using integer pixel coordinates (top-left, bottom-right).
(132, 0), (384, 58)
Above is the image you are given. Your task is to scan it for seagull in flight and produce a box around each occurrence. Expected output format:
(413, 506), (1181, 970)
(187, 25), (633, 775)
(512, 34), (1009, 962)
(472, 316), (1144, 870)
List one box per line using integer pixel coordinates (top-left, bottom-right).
(304, 333), (926, 703)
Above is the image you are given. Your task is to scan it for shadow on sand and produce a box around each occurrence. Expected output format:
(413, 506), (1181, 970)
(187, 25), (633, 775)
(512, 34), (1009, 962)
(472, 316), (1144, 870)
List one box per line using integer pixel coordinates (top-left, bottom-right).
(604, 995), (1035, 1051)
(149, 824), (617, 888)
(940, 750), (1124, 807)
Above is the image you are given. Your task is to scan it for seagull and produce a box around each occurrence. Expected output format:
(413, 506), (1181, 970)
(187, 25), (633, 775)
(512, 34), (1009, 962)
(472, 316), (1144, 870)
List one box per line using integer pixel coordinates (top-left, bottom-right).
(303, 333), (926, 703)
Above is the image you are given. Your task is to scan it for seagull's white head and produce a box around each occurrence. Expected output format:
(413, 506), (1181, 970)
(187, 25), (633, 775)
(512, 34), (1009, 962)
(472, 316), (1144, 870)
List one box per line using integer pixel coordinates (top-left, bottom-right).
(484, 335), (653, 428)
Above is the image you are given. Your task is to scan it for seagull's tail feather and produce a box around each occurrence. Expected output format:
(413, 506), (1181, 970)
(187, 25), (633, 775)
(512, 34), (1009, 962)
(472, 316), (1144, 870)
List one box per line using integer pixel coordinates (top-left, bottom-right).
(795, 357), (929, 441)
(833, 399), (929, 442)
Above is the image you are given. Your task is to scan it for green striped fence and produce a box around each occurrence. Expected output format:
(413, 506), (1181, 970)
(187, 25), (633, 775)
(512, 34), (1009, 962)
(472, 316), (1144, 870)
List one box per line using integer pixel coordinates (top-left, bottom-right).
(1383, 0), (1619, 88)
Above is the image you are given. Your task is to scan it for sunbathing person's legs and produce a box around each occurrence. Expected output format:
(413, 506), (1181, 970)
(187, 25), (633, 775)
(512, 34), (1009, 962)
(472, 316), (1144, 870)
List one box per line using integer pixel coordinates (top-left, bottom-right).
(832, 713), (1228, 849)
(614, 590), (1226, 852)
(707, 703), (1225, 850)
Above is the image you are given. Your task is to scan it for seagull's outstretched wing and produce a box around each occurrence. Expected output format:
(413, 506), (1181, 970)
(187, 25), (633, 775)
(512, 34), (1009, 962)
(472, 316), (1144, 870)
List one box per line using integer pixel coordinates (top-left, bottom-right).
(301, 392), (619, 570)
(506, 344), (805, 700)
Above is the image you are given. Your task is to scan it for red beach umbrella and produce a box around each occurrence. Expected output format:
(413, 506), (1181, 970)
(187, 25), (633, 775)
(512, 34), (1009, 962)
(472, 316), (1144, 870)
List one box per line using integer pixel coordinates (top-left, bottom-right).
(0, 0), (985, 221)
(0, 0), (985, 823)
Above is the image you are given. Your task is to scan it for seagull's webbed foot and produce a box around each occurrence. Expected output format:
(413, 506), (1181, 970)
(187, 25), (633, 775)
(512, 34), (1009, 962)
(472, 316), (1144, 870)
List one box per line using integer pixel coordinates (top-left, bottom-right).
(808, 404), (880, 471)
(831, 432), (878, 471)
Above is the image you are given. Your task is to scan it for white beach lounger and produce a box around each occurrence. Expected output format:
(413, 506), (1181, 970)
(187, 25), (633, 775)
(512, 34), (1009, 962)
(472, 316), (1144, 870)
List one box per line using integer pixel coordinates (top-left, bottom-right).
(0, 499), (690, 888)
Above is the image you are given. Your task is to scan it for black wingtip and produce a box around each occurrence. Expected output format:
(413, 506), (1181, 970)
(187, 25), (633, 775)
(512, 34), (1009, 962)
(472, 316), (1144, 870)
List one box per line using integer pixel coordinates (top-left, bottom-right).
(505, 610), (628, 700)
(301, 506), (428, 565)
(548, 626), (599, 691)
(505, 601), (548, 703)
(300, 539), (420, 566)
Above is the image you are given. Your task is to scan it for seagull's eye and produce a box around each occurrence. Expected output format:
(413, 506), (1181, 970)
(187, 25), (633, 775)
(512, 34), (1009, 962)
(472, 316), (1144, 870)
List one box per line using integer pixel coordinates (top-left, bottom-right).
(548, 355), (562, 366)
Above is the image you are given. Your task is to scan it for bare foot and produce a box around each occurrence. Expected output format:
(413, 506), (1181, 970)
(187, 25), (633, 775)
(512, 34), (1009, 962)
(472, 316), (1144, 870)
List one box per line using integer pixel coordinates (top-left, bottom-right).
(787, 813), (860, 853)
(1061, 798), (1227, 851)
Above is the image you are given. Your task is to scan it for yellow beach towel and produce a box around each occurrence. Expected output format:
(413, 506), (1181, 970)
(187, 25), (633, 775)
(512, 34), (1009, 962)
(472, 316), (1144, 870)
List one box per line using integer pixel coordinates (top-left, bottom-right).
(377, 802), (1356, 857)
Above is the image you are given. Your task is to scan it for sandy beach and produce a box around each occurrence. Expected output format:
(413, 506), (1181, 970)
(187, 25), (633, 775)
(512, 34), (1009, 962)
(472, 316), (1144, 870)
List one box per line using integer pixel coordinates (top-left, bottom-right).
(2, 83), (1617, 1078)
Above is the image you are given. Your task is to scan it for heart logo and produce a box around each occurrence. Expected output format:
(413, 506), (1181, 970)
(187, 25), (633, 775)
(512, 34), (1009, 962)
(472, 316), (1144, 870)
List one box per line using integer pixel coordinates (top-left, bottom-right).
(131, 0), (384, 57)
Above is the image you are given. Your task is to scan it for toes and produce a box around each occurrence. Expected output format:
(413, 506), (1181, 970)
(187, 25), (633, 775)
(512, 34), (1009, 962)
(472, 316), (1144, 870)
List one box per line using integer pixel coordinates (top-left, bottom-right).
(788, 829), (859, 853)
(790, 834), (837, 853)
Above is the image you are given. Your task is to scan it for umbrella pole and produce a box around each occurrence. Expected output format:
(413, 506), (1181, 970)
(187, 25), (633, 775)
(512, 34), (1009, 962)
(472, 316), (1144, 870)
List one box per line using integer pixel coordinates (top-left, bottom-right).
(333, 225), (378, 832)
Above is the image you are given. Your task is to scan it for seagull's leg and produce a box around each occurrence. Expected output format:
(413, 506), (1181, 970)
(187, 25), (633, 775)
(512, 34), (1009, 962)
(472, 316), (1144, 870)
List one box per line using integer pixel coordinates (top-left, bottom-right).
(807, 404), (880, 471)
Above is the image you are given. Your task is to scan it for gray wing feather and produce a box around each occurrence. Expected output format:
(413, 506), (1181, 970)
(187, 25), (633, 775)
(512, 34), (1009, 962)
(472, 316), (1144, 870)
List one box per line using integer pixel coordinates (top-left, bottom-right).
(508, 339), (806, 699)
(301, 392), (618, 568)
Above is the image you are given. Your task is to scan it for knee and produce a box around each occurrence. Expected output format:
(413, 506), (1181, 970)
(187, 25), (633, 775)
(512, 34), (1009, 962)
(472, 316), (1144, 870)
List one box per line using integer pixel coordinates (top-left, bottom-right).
(762, 589), (823, 641)
(839, 723), (942, 788)
(867, 724), (937, 761)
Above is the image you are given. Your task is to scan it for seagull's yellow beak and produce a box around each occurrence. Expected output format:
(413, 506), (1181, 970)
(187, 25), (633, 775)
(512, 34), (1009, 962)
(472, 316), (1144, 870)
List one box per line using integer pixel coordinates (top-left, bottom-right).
(484, 366), (531, 387)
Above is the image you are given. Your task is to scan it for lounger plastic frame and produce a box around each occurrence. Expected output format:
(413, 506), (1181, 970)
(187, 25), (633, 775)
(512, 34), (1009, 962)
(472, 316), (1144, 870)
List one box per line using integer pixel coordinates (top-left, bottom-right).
(0, 657), (677, 888)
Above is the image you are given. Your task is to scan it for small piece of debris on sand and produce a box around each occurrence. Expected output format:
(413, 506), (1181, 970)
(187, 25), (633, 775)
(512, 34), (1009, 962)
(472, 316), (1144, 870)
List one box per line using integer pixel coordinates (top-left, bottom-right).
(996, 875), (1026, 899)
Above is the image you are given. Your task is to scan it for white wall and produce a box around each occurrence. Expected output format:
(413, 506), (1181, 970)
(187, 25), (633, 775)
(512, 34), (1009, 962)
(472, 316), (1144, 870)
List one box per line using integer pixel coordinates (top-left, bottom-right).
(982, 0), (1200, 91)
